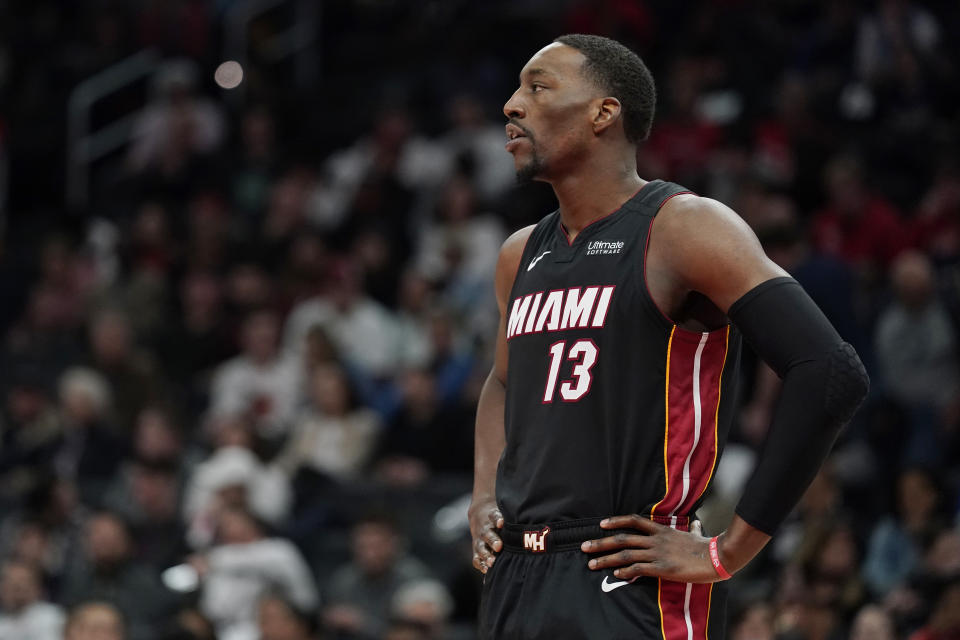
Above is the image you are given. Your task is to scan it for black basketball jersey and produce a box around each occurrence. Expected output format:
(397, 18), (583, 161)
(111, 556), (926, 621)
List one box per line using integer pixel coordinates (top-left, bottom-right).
(498, 180), (742, 524)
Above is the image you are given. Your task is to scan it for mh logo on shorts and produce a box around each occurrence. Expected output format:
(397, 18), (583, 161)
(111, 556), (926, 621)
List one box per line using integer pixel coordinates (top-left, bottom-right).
(523, 526), (551, 553)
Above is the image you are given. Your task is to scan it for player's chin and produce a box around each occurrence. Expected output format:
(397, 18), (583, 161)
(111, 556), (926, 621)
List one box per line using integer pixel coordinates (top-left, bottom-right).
(515, 158), (544, 184)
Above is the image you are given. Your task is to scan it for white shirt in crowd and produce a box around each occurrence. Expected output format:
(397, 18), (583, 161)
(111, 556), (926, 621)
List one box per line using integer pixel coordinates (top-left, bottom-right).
(284, 297), (403, 379)
(209, 354), (301, 438)
(0, 602), (65, 640)
(201, 538), (319, 640)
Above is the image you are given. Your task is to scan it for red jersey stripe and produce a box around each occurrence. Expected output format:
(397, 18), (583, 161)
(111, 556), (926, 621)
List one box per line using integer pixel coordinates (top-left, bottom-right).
(657, 578), (712, 639)
(652, 326), (729, 519)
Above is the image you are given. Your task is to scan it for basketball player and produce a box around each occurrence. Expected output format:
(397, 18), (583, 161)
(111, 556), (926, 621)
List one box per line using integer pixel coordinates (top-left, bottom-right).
(470, 35), (868, 639)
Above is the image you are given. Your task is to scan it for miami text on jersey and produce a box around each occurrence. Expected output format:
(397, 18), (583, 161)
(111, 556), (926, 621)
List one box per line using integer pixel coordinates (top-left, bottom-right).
(507, 285), (615, 339)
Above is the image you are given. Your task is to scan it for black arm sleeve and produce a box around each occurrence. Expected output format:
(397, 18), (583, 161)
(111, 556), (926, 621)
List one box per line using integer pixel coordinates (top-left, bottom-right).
(727, 277), (869, 535)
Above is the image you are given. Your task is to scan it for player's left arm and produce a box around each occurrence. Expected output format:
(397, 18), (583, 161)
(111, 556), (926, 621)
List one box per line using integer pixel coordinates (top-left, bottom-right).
(583, 195), (869, 583)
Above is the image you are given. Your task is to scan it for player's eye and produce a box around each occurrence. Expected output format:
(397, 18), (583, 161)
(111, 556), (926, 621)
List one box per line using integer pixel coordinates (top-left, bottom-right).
(531, 84), (544, 92)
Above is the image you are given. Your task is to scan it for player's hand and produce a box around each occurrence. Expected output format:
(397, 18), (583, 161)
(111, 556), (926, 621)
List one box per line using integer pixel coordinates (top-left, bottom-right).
(581, 515), (722, 583)
(469, 499), (504, 574)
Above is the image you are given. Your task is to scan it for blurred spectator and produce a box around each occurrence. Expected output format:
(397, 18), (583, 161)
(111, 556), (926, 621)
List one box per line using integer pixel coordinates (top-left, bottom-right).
(104, 458), (185, 570)
(54, 368), (125, 504)
(375, 368), (472, 487)
(389, 578), (456, 640)
(0, 478), (88, 593)
(850, 603), (897, 640)
(61, 512), (175, 640)
(127, 59), (225, 176)
(3, 284), (83, 376)
(277, 233), (328, 309)
(393, 270), (435, 372)
(299, 325), (342, 384)
(276, 362), (381, 483)
(911, 157), (960, 263)
(856, 0), (942, 88)
(439, 94), (515, 203)
(728, 600), (774, 640)
(415, 175), (504, 339)
(324, 513), (432, 639)
(182, 191), (235, 274)
(772, 466), (843, 567)
(309, 108), (449, 232)
(422, 310), (475, 407)
(260, 168), (317, 272)
(284, 259), (403, 379)
(875, 251), (959, 464)
(129, 407), (190, 469)
(86, 308), (165, 433)
(810, 153), (906, 275)
(197, 507), (318, 640)
(63, 601), (126, 640)
(0, 363), (61, 506)
(384, 618), (435, 640)
(257, 593), (321, 640)
(0, 558), (64, 640)
(34, 236), (90, 331)
(114, 203), (173, 341)
(209, 309), (300, 440)
(225, 261), (276, 316)
(160, 608), (215, 640)
(750, 75), (832, 209)
(638, 56), (721, 189)
(802, 522), (866, 618)
(228, 105), (280, 221)
(877, 251), (959, 409)
(864, 467), (946, 598)
(183, 445), (291, 550)
(154, 270), (234, 400)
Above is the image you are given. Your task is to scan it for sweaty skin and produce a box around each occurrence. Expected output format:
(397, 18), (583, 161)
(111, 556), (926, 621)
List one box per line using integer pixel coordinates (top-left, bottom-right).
(470, 42), (778, 581)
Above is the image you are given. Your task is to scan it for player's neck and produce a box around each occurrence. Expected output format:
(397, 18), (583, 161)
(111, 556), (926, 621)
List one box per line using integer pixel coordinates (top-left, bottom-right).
(551, 159), (645, 242)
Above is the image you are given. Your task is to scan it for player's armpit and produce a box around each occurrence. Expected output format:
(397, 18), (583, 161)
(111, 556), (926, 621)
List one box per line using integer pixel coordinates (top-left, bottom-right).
(649, 194), (789, 314)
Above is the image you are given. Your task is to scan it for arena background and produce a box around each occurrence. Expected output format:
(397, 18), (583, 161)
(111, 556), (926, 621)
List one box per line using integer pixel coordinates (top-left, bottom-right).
(0, 1), (959, 639)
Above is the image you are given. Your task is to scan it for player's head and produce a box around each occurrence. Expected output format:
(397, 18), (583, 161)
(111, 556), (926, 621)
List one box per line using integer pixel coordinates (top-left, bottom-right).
(503, 34), (655, 183)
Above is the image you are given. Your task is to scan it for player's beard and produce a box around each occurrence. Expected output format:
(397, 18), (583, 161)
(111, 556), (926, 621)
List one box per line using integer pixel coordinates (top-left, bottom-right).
(516, 147), (545, 184)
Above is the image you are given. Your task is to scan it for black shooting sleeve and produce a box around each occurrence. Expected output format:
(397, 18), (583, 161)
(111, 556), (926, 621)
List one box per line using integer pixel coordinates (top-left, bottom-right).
(727, 277), (869, 535)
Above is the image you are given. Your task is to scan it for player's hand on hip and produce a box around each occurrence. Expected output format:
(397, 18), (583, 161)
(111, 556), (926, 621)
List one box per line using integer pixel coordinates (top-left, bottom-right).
(581, 515), (721, 583)
(468, 499), (504, 574)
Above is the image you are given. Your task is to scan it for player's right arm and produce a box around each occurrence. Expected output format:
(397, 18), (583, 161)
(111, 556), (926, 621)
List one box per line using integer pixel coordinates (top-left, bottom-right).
(469, 225), (534, 574)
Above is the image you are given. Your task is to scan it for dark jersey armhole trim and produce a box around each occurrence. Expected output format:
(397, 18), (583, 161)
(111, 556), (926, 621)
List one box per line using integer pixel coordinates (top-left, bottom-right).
(502, 226), (538, 338)
(642, 190), (693, 330)
(641, 190), (732, 343)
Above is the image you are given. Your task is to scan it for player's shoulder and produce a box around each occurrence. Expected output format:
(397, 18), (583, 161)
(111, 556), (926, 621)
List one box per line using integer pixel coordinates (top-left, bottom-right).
(654, 192), (757, 252)
(497, 224), (536, 270)
(658, 193), (746, 231)
(494, 224), (536, 303)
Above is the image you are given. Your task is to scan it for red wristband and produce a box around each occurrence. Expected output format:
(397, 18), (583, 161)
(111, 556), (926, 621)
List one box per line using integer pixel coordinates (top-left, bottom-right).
(708, 536), (732, 581)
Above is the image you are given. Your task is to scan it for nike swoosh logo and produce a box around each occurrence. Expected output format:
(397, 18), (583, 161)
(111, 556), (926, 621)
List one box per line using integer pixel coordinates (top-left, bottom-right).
(601, 576), (634, 592)
(527, 251), (551, 271)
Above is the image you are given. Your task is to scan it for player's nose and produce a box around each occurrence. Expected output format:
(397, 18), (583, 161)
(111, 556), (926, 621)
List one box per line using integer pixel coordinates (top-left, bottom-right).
(503, 89), (525, 120)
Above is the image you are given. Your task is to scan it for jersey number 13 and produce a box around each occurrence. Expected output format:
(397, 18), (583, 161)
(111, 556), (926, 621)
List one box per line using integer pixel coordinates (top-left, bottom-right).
(543, 339), (598, 403)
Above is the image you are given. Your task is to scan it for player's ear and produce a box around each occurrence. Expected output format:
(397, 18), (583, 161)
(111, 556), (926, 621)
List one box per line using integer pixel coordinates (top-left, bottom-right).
(592, 97), (621, 136)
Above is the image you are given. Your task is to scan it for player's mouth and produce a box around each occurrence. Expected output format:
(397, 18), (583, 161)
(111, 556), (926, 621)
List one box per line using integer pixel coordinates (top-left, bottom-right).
(505, 123), (530, 152)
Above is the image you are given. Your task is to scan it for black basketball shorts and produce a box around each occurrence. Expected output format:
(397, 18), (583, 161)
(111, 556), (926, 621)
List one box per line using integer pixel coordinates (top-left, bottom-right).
(479, 516), (728, 640)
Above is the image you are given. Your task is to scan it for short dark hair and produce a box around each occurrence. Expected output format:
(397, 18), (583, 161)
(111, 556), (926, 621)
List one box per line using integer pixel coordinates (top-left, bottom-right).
(554, 34), (656, 144)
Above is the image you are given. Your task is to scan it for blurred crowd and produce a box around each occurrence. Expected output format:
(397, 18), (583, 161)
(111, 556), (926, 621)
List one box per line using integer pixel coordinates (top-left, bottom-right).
(0, 1), (959, 639)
